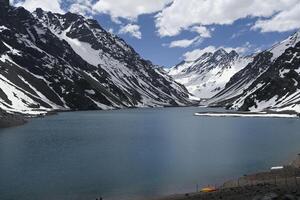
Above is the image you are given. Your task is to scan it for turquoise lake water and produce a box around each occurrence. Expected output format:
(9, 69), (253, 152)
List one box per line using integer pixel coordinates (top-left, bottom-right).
(1, 107), (300, 200)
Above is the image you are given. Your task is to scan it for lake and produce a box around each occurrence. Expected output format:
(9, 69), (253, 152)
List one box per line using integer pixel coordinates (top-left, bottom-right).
(1, 107), (300, 200)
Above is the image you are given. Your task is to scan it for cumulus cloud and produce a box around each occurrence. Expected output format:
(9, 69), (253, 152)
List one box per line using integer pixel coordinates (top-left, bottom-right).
(15, 0), (300, 35)
(223, 46), (248, 55)
(16, 0), (96, 16)
(15, 0), (64, 13)
(119, 24), (142, 39)
(190, 26), (211, 38)
(93, 0), (172, 21)
(169, 36), (202, 48)
(252, 3), (300, 32)
(68, 0), (95, 17)
(155, 0), (299, 36)
(168, 26), (211, 48)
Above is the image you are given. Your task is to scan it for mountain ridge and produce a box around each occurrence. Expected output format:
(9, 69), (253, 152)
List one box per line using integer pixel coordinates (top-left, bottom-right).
(208, 30), (300, 113)
(168, 48), (253, 99)
(167, 29), (300, 114)
(0, 4), (192, 115)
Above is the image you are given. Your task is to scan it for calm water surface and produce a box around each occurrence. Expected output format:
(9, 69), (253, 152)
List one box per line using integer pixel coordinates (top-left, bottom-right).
(1, 107), (300, 200)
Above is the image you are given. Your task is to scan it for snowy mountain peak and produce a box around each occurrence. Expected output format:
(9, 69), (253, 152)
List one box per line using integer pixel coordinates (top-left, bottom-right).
(0, 6), (192, 114)
(228, 50), (239, 58)
(168, 49), (253, 99)
(269, 29), (300, 61)
(210, 49), (238, 63)
(214, 48), (227, 56)
(192, 52), (213, 63)
(208, 30), (300, 114)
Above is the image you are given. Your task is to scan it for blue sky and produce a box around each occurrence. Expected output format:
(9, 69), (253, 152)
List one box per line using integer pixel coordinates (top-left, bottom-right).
(12, 0), (300, 67)
(97, 16), (294, 67)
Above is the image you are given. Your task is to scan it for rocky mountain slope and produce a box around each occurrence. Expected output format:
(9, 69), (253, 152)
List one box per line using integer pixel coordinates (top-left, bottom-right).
(0, 4), (191, 114)
(168, 49), (252, 99)
(0, 108), (26, 128)
(209, 30), (300, 113)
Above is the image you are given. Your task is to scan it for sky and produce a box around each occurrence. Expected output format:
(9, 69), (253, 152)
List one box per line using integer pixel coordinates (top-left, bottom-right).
(10, 0), (300, 67)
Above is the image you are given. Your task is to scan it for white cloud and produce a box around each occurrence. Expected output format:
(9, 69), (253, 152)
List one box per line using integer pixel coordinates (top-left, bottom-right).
(14, 0), (300, 35)
(190, 26), (211, 38)
(93, 0), (173, 21)
(223, 46), (247, 55)
(68, 0), (95, 17)
(119, 24), (142, 39)
(155, 0), (299, 36)
(253, 3), (300, 32)
(169, 36), (202, 48)
(168, 26), (211, 48)
(15, 0), (64, 13)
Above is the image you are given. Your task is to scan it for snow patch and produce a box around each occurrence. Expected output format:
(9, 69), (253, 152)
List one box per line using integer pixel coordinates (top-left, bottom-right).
(169, 54), (252, 99)
(0, 25), (9, 32)
(195, 112), (298, 118)
(270, 31), (300, 61)
(85, 89), (96, 95)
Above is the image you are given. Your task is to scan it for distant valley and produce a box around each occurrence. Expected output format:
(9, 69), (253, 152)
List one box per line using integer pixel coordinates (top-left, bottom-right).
(168, 30), (300, 114)
(0, 3), (300, 117)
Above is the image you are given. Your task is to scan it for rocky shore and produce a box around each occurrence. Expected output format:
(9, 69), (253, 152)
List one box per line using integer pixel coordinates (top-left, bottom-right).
(0, 109), (27, 128)
(156, 155), (300, 200)
(156, 184), (300, 200)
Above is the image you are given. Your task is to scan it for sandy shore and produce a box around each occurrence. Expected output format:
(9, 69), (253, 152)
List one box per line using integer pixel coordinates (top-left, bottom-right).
(155, 155), (300, 200)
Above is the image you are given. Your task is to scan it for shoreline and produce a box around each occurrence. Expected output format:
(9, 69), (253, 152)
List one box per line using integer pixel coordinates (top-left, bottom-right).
(0, 105), (197, 129)
(0, 110), (27, 128)
(0, 109), (60, 129)
(155, 155), (300, 200)
(194, 111), (299, 118)
(2, 106), (299, 129)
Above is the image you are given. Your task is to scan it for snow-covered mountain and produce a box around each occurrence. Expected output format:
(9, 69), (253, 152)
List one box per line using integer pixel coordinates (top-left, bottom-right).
(0, 4), (192, 114)
(209, 30), (300, 113)
(168, 49), (252, 99)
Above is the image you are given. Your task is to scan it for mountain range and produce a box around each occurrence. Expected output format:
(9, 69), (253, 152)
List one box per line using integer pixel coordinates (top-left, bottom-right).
(168, 49), (253, 99)
(1, 2), (300, 116)
(169, 30), (300, 113)
(0, 4), (192, 115)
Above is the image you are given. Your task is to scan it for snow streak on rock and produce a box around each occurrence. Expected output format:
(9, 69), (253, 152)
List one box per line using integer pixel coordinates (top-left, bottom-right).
(168, 49), (252, 99)
(0, 6), (192, 114)
(209, 30), (300, 113)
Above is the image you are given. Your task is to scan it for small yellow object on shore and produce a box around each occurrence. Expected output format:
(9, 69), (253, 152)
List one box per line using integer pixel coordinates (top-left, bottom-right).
(200, 187), (217, 193)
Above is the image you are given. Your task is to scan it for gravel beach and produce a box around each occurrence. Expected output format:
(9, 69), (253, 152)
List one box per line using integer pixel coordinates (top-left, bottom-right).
(155, 155), (300, 200)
